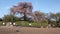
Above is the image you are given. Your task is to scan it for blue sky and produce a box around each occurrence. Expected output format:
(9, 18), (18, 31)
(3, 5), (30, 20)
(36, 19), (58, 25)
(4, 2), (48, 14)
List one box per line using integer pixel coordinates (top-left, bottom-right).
(0, 0), (60, 18)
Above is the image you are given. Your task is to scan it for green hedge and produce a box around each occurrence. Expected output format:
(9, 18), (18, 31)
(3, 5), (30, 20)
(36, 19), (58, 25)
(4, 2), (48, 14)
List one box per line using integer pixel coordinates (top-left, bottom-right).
(0, 21), (48, 27)
(15, 21), (48, 27)
(0, 22), (6, 26)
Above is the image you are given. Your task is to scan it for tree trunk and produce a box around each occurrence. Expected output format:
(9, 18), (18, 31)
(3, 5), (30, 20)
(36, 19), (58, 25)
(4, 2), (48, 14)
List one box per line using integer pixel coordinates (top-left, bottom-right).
(24, 13), (27, 21)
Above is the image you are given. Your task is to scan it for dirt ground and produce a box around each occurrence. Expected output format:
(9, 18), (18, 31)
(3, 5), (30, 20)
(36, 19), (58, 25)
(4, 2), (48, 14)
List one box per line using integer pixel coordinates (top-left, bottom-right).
(0, 26), (60, 34)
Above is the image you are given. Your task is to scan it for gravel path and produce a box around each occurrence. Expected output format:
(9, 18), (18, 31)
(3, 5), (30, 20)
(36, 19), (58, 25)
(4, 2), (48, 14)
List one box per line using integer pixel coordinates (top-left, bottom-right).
(0, 26), (60, 34)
